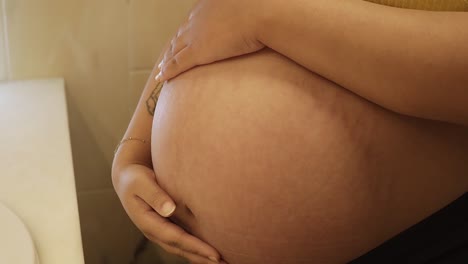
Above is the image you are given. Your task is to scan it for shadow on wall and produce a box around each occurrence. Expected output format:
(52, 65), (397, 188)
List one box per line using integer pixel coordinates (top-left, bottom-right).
(65, 87), (112, 191)
(132, 238), (189, 264)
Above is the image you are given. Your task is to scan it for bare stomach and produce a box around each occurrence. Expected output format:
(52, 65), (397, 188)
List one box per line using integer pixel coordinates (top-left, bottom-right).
(151, 49), (468, 264)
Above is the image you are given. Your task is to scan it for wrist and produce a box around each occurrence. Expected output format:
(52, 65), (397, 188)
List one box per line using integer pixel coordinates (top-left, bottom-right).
(114, 137), (147, 155)
(112, 153), (153, 187)
(112, 139), (152, 173)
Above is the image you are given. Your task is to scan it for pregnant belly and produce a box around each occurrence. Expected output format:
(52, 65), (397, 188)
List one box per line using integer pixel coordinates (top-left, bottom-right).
(151, 49), (468, 264)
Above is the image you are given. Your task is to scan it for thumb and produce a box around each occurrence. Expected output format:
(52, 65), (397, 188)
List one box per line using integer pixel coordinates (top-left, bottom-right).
(135, 168), (177, 217)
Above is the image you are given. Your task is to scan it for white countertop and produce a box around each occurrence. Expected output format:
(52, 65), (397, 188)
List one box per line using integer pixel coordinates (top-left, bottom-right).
(0, 79), (84, 264)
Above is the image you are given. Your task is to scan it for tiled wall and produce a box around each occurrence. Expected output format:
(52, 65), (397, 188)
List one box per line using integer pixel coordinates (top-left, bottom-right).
(0, 1), (8, 79)
(1, 0), (195, 263)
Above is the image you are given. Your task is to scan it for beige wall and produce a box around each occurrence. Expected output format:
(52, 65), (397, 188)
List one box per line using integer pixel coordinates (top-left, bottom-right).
(1, 0), (194, 263)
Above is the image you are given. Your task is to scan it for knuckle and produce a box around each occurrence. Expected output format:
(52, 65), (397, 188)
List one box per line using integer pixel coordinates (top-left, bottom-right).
(172, 55), (180, 65)
(188, 246), (200, 256)
(176, 27), (184, 37)
(157, 222), (176, 244)
(167, 239), (181, 249)
(140, 222), (162, 240)
(151, 187), (162, 198)
(150, 197), (161, 210)
(152, 193), (168, 209)
(163, 50), (171, 61)
(162, 243), (184, 258)
(152, 187), (165, 199)
(177, 25), (189, 39)
(171, 40), (180, 53)
(164, 228), (185, 248)
(188, 12), (195, 20)
(169, 38), (175, 49)
(176, 249), (191, 261)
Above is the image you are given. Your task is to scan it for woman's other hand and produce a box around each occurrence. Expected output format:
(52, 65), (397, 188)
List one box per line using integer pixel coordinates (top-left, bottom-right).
(112, 164), (224, 264)
(156, 0), (266, 82)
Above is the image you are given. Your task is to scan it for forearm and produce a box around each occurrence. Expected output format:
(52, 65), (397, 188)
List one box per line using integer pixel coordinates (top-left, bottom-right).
(260, 0), (468, 125)
(112, 62), (162, 172)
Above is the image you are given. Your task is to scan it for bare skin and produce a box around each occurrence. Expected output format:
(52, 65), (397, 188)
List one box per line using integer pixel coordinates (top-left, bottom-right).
(159, 0), (468, 126)
(151, 49), (468, 264)
(114, 1), (468, 263)
(112, 45), (225, 264)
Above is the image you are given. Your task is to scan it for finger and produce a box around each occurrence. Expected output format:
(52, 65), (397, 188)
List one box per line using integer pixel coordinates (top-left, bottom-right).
(156, 35), (174, 66)
(159, 45), (197, 81)
(160, 23), (189, 67)
(136, 207), (222, 261)
(157, 242), (222, 264)
(157, 39), (186, 81)
(172, 23), (190, 54)
(162, 41), (174, 67)
(152, 31), (178, 80)
(170, 35), (188, 61)
(155, 19), (190, 80)
(160, 26), (182, 67)
(133, 170), (176, 217)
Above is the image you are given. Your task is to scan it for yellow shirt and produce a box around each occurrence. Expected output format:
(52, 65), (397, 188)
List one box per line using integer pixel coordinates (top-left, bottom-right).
(364, 0), (468, 11)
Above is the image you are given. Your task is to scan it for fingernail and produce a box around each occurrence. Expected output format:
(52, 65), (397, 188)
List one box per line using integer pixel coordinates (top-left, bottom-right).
(161, 201), (176, 217)
(154, 72), (161, 81)
(208, 256), (219, 263)
(158, 61), (163, 69)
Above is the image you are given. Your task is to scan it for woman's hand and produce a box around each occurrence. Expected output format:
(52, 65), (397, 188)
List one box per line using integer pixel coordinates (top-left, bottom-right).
(112, 163), (224, 264)
(156, 0), (266, 82)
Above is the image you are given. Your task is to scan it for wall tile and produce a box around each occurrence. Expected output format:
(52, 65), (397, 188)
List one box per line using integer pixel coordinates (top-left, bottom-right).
(0, 0), (7, 80)
(78, 189), (187, 264)
(5, 0), (132, 190)
(2, 0), (204, 263)
(135, 243), (188, 264)
(78, 189), (144, 264)
(128, 0), (196, 70)
(155, 244), (189, 264)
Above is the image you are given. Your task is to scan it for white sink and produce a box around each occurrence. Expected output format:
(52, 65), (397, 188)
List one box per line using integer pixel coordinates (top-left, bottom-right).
(0, 79), (84, 264)
(0, 202), (39, 264)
